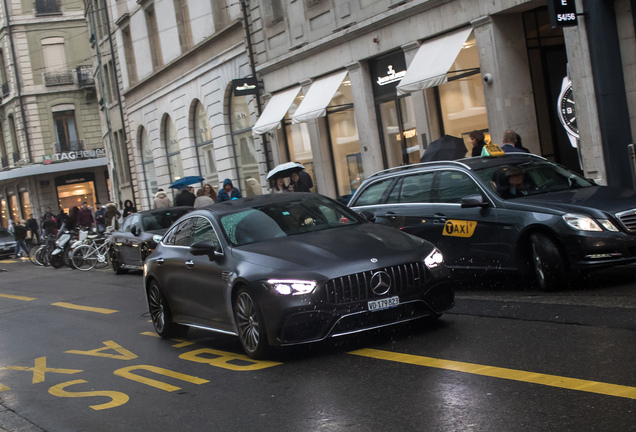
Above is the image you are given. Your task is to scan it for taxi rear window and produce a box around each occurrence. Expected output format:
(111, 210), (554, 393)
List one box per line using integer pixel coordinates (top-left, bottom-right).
(351, 178), (394, 206)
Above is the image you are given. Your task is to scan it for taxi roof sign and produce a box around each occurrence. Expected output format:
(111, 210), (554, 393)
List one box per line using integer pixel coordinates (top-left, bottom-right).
(482, 143), (505, 157)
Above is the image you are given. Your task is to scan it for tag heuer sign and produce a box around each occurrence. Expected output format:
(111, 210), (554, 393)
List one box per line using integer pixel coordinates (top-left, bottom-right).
(548, 0), (578, 28)
(232, 78), (259, 96)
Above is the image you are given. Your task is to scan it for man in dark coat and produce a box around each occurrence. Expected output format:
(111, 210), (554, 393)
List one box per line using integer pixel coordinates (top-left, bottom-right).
(26, 214), (40, 245)
(174, 186), (196, 206)
(13, 220), (30, 258)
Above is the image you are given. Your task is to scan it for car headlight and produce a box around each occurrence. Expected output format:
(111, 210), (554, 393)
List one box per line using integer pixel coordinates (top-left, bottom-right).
(563, 213), (606, 231)
(263, 279), (317, 296)
(424, 248), (444, 269)
(597, 219), (619, 232)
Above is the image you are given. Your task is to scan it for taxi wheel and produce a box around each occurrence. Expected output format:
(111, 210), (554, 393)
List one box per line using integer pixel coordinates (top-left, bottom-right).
(529, 233), (565, 291)
(147, 281), (187, 338)
(233, 287), (268, 359)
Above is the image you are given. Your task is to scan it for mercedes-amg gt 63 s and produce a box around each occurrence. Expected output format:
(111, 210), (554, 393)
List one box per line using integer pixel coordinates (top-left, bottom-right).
(144, 193), (453, 358)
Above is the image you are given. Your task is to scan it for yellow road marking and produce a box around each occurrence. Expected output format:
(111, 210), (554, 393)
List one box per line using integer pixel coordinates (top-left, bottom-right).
(349, 349), (636, 400)
(0, 294), (36, 301)
(3, 357), (82, 383)
(52, 302), (117, 314)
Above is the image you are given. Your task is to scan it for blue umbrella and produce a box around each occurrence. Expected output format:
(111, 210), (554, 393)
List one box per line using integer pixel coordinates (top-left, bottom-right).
(169, 176), (205, 189)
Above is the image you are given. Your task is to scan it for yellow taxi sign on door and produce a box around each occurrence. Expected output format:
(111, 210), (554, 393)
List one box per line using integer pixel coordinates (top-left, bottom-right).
(443, 220), (477, 238)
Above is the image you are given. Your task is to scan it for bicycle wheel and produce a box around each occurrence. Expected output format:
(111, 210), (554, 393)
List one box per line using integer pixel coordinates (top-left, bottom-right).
(38, 245), (52, 267)
(29, 245), (45, 266)
(71, 245), (98, 271)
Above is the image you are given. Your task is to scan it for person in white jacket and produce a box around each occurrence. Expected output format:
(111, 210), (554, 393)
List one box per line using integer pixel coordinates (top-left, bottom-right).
(194, 189), (215, 208)
(154, 189), (172, 208)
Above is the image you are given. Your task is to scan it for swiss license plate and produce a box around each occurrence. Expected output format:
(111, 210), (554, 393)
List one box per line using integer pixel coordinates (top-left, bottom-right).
(368, 296), (399, 312)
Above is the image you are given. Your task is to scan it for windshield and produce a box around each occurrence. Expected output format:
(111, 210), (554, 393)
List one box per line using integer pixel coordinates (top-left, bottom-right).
(221, 196), (362, 246)
(0, 227), (12, 238)
(474, 160), (594, 199)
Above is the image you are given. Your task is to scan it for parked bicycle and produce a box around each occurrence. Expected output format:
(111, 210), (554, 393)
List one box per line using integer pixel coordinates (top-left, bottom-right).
(71, 234), (111, 271)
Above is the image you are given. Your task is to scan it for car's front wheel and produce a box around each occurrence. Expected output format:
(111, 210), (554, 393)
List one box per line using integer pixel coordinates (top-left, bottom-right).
(529, 233), (566, 291)
(147, 280), (186, 338)
(233, 287), (268, 359)
(111, 252), (128, 275)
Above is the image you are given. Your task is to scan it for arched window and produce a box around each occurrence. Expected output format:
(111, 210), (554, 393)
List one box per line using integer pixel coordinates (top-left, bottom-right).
(193, 101), (218, 189)
(229, 93), (261, 197)
(139, 127), (157, 207)
(164, 115), (183, 182)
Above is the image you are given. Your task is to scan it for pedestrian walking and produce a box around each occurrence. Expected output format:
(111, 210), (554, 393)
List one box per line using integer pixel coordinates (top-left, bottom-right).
(203, 183), (218, 202)
(501, 130), (525, 153)
(122, 200), (137, 218)
(194, 189), (215, 208)
(154, 189), (172, 208)
(469, 130), (486, 157)
(94, 202), (106, 232)
(13, 220), (30, 258)
(175, 187), (196, 207)
(78, 202), (94, 229)
(217, 178), (243, 202)
(105, 203), (121, 231)
(26, 214), (40, 245)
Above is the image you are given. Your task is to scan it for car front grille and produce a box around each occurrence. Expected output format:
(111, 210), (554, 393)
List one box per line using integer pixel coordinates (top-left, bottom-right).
(324, 262), (427, 304)
(616, 208), (636, 232)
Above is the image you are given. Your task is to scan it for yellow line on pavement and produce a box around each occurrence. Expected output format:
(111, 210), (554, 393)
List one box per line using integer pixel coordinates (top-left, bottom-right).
(0, 294), (36, 301)
(349, 348), (636, 400)
(51, 302), (118, 315)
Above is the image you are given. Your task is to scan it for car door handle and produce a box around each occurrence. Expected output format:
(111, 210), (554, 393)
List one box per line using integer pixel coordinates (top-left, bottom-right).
(384, 211), (397, 219)
(434, 213), (447, 223)
(185, 260), (194, 268)
(156, 258), (165, 265)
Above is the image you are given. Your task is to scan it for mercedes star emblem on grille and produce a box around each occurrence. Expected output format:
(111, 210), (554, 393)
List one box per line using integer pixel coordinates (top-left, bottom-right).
(370, 271), (391, 295)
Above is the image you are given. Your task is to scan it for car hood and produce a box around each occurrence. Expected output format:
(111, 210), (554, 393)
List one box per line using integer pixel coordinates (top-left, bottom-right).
(231, 223), (431, 273)
(504, 186), (636, 216)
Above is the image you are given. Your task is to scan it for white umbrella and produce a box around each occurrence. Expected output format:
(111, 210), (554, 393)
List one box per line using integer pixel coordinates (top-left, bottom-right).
(267, 162), (305, 180)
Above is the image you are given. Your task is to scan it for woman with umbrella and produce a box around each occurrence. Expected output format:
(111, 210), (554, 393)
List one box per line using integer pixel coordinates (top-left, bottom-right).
(267, 162), (307, 192)
(270, 175), (291, 193)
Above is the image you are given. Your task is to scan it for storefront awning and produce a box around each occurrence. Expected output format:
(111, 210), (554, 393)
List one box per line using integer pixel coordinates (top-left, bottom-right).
(252, 86), (302, 135)
(0, 157), (108, 182)
(396, 27), (474, 95)
(291, 70), (349, 124)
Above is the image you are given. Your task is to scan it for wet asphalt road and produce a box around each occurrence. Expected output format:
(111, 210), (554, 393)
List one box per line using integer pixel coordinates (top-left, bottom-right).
(0, 259), (634, 432)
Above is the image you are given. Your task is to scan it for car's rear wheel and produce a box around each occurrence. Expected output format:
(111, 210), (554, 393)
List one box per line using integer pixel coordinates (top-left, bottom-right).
(233, 287), (268, 359)
(147, 281), (186, 338)
(529, 233), (566, 291)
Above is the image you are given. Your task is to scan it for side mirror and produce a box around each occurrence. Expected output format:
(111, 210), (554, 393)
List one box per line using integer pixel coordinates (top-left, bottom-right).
(359, 210), (376, 223)
(461, 194), (490, 208)
(190, 240), (222, 261)
(131, 225), (140, 236)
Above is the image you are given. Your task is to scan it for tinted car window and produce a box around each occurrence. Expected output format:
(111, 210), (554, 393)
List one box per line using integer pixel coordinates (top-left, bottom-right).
(387, 172), (435, 204)
(192, 217), (220, 248)
(164, 218), (195, 246)
(437, 171), (482, 203)
(351, 178), (394, 206)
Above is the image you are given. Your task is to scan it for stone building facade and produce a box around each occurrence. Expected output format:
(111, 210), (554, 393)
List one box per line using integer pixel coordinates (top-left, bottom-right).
(0, 0), (106, 227)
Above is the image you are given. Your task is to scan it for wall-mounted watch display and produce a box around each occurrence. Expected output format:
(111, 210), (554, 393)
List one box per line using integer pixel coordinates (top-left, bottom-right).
(558, 76), (579, 148)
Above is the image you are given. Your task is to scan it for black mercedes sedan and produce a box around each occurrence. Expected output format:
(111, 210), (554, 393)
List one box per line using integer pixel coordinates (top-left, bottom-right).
(110, 206), (192, 274)
(143, 193), (453, 358)
(349, 152), (636, 291)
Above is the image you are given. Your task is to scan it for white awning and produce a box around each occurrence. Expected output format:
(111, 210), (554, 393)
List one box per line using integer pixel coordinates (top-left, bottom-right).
(291, 70), (349, 124)
(396, 27), (474, 95)
(252, 86), (302, 135)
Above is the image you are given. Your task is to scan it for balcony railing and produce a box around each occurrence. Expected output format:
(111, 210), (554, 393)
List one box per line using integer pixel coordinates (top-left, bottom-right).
(44, 70), (74, 86)
(35, 0), (61, 15)
(76, 66), (94, 88)
(55, 140), (85, 154)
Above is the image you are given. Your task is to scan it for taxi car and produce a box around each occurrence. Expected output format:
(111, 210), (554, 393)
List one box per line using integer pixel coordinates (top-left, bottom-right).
(143, 193), (453, 359)
(348, 152), (636, 291)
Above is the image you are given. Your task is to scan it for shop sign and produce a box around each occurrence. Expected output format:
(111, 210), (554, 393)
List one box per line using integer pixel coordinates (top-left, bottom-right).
(55, 172), (96, 187)
(232, 78), (260, 96)
(548, 0), (578, 28)
(369, 50), (407, 98)
(43, 148), (107, 163)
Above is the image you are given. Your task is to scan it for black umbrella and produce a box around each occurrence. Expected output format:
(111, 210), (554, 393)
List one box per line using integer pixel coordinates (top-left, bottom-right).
(420, 135), (468, 162)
